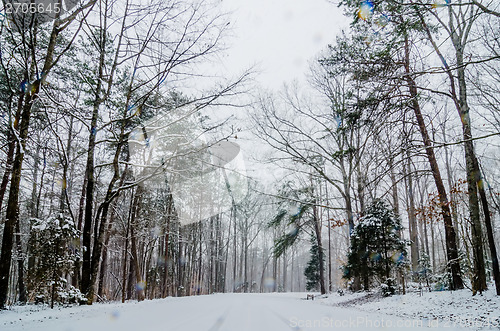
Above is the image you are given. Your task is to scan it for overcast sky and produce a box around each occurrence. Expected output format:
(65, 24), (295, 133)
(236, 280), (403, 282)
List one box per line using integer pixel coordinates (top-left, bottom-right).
(219, 0), (349, 89)
(197, 0), (351, 184)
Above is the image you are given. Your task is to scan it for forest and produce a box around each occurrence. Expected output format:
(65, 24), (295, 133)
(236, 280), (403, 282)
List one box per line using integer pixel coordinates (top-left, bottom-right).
(0, 0), (499, 311)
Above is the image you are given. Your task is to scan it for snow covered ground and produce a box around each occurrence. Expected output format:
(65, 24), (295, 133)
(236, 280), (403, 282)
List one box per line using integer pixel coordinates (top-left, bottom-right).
(0, 290), (499, 330)
(326, 289), (500, 329)
(319, 287), (500, 330)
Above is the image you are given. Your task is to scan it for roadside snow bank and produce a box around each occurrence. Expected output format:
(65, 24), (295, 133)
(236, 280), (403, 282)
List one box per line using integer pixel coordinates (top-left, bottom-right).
(318, 287), (500, 330)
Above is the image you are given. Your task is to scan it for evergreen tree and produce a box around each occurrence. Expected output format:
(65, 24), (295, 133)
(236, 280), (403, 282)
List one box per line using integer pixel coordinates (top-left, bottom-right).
(344, 200), (407, 293)
(29, 214), (82, 307)
(304, 236), (324, 291)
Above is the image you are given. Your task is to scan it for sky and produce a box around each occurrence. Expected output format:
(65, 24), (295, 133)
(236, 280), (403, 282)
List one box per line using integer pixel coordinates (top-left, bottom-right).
(218, 0), (350, 89)
(195, 0), (352, 187)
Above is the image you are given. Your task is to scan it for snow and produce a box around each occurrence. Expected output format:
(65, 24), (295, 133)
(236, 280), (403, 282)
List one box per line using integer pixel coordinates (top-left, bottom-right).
(319, 287), (500, 330)
(324, 285), (500, 330)
(0, 291), (498, 330)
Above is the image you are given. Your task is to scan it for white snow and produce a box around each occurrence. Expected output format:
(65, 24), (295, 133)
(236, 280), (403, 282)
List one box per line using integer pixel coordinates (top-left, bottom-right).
(320, 287), (500, 330)
(0, 291), (498, 330)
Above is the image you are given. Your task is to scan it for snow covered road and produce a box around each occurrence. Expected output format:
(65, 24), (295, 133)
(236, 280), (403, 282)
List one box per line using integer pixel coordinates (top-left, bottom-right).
(0, 293), (470, 330)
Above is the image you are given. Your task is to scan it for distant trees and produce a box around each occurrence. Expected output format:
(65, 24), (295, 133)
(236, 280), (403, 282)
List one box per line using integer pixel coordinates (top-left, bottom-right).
(0, 0), (255, 308)
(75, 0), (239, 303)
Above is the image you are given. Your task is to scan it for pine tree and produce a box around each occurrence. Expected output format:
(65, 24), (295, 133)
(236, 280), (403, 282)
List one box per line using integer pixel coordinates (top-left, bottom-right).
(304, 236), (324, 292)
(29, 214), (82, 307)
(344, 200), (407, 293)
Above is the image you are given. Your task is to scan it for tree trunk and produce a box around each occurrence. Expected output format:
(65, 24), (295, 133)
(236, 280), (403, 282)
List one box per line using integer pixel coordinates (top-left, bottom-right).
(476, 160), (500, 295)
(449, 5), (487, 295)
(326, 181), (332, 292)
(130, 223), (144, 301)
(81, 19), (108, 300)
(0, 93), (21, 213)
(14, 220), (26, 304)
(442, 123), (460, 235)
(244, 220), (249, 293)
(121, 195), (132, 303)
(313, 203), (326, 295)
(80, 89), (101, 300)
(455, 68), (487, 294)
(232, 204), (237, 292)
(163, 191), (173, 297)
(403, 35), (463, 290)
(0, 91), (38, 308)
(1, 95), (25, 305)
(97, 177), (125, 300)
(404, 152), (419, 273)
